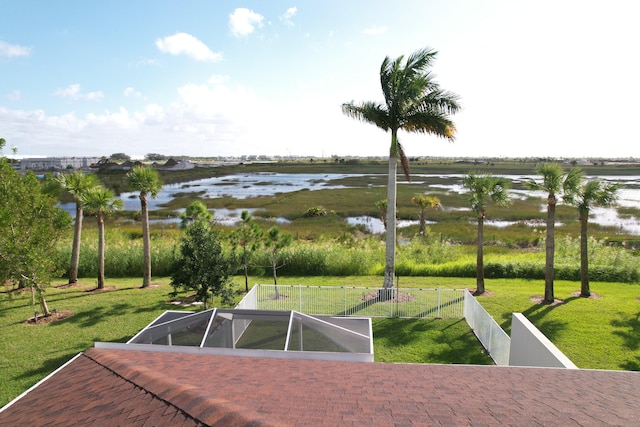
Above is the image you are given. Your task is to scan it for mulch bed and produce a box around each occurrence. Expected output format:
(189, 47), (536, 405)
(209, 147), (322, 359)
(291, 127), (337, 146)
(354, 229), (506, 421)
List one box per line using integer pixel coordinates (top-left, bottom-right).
(362, 291), (415, 303)
(25, 309), (73, 325)
(529, 296), (565, 306)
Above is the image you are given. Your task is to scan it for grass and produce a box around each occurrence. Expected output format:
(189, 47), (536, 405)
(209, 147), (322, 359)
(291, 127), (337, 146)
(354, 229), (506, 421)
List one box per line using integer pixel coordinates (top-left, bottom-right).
(0, 276), (487, 407)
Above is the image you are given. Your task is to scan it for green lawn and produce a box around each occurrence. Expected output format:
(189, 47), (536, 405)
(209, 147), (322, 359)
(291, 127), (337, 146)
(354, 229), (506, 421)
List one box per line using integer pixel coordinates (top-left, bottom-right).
(1, 275), (639, 408)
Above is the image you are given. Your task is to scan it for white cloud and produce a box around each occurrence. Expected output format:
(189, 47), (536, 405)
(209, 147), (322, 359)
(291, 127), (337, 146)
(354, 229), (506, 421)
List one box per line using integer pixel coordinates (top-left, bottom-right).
(280, 7), (297, 27)
(0, 40), (32, 57)
(229, 8), (265, 37)
(124, 87), (142, 97)
(155, 32), (222, 62)
(363, 25), (388, 35)
(53, 84), (104, 101)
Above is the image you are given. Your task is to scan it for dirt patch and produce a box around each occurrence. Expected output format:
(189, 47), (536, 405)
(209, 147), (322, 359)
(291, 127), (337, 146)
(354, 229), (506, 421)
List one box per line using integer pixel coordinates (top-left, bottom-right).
(571, 291), (603, 299)
(267, 294), (289, 300)
(362, 291), (415, 303)
(25, 309), (72, 325)
(530, 296), (565, 306)
(468, 289), (495, 297)
(84, 286), (117, 293)
(54, 282), (91, 289)
(140, 284), (162, 289)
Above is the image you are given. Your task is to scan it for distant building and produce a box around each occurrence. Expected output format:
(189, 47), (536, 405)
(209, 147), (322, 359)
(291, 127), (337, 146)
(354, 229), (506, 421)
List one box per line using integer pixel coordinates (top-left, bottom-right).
(20, 157), (101, 172)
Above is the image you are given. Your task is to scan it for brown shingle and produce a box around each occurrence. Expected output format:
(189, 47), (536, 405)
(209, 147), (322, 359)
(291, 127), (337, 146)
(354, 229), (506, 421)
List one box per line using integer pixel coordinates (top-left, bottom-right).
(1, 347), (639, 426)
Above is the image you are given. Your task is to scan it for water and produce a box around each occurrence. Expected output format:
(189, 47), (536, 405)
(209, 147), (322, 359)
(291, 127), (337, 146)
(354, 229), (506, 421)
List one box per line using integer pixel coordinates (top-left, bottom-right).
(60, 172), (640, 235)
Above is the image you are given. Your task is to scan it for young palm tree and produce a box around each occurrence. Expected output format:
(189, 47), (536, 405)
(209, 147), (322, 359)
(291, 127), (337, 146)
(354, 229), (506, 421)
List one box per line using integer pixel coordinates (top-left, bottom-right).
(564, 179), (619, 297)
(526, 164), (583, 303)
(83, 187), (122, 289)
(462, 173), (511, 295)
(342, 47), (460, 288)
(57, 171), (99, 284)
(411, 194), (441, 235)
(126, 165), (162, 288)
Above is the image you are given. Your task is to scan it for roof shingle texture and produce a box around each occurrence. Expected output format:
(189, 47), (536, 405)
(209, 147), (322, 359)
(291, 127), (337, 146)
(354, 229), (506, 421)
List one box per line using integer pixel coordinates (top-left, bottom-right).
(1, 347), (639, 426)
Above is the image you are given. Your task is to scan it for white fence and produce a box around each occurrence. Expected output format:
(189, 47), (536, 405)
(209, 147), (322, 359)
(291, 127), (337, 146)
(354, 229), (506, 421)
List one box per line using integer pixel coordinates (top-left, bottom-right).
(464, 291), (511, 365)
(243, 285), (465, 319)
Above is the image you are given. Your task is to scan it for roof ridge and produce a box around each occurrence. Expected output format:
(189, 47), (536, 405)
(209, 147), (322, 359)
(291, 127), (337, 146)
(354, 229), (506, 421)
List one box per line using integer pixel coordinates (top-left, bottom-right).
(84, 348), (280, 426)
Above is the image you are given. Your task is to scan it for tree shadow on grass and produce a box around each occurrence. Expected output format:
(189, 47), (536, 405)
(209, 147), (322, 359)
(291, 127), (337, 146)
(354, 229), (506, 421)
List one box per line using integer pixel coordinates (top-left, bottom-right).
(611, 310), (640, 370)
(47, 303), (132, 328)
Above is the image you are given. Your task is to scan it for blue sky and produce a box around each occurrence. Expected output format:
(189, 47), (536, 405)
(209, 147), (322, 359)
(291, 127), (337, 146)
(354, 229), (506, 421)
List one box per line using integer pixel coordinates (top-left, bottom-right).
(1, 1), (639, 159)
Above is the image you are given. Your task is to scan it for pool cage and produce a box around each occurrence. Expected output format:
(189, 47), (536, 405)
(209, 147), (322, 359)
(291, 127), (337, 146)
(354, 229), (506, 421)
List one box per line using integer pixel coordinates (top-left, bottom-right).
(112, 308), (373, 362)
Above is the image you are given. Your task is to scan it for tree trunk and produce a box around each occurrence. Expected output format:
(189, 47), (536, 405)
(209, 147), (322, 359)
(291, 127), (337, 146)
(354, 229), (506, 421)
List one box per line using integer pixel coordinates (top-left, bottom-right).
(544, 197), (556, 303)
(38, 286), (51, 317)
(419, 209), (426, 234)
(68, 202), (83, 284)
(580, 215), (590, 297)
(383, 155), (397, 288)
(476, 214), (485, 294)
(97, 214), (105, 289)
(141, 193), (151, 288)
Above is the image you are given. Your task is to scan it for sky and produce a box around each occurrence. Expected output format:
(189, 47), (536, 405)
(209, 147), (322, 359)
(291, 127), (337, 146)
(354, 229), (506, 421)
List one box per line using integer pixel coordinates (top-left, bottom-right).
(1, 0), (639, 160)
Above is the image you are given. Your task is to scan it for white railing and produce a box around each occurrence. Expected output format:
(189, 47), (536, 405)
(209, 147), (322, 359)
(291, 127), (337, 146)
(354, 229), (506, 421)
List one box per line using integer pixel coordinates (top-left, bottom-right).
(245, 285), (465, 319)
(463, 290), (511, 365)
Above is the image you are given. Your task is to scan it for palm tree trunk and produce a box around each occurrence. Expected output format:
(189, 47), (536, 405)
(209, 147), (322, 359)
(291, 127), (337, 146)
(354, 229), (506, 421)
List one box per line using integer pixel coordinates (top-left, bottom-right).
(580, 215), (590, 297)
(544, 198), (556, 303)
(141, 194), (151, 288)
(69, 203), (83, 284)
(476, 214), (485, 294)
(383, 155), (397, 289)
(97, 214), (105, 289)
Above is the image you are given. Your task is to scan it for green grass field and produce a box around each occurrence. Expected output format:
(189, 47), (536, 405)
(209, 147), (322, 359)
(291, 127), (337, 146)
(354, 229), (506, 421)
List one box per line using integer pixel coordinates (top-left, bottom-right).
(2, 274), (639, 408)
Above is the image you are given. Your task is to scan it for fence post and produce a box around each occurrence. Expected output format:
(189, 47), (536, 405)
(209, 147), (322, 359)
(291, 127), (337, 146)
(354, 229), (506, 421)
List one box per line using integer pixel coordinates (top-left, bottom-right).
(437, 288), (441, 318)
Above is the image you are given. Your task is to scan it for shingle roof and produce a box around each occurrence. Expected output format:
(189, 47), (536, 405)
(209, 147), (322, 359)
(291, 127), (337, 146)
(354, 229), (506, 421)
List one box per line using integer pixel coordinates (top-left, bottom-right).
(1, 347), (639, 426)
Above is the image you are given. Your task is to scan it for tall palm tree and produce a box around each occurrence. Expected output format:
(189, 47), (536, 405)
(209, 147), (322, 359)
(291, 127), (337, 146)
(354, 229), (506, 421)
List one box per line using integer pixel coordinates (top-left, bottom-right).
(83, 187), (122, 289)
(411, 194), (441, 235)
(564, 179), (619, 297)
(57, 171), (99, 284)
(462, 173), (511, 295)
(526, 164), (583, 303)
(342, 47), (460, 288)
(126, 165), (162, 288)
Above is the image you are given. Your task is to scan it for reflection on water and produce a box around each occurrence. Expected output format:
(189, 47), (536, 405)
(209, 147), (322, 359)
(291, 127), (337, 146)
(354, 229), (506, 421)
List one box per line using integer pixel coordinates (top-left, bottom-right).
(59, 172), (640, 235)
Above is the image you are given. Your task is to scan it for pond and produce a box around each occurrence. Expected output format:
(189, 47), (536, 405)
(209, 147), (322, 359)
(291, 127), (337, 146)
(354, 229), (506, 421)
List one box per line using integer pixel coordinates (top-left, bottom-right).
(60, 172), (640, 235)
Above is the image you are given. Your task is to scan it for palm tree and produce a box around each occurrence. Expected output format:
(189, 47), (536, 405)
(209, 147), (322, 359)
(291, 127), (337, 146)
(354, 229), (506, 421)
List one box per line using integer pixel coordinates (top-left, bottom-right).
(526, 164), (583, 303)
(411, 194), (441, 235)
(564, 179), (619, 297)
(342, 47), (460, 288)
(126, 165), (162, 288)
(462, 173), (511, 295)
(57, 171), (99, 284)
(83, 187), (122, 289)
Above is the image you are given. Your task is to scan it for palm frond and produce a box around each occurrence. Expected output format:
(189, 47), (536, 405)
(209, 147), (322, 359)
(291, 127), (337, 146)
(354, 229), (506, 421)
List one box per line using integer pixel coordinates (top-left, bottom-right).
(341, 102), (391, 131)
(396, 141), (411, 182)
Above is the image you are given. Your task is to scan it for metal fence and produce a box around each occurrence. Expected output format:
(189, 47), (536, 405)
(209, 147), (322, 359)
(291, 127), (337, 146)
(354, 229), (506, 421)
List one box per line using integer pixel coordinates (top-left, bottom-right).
(242, 285), (465, 319)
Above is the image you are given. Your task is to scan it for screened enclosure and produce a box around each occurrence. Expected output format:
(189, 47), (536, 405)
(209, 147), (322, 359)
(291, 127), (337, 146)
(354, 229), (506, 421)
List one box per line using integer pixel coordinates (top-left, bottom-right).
(119, 308), (373, 362)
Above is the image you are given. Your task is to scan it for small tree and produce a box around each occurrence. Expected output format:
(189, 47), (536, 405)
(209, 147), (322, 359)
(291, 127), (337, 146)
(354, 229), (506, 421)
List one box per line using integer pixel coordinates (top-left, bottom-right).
(179, 201), (213, 229)
(170, 221), (234, 309)
(230, 210), (263, 293)
(83, 187), (123, 289)
(375, 199), (388, 230)
(0, 160), (72, 319)
(264, 226), (292, 298)
(564, 179), (620, 297)
(411, 194), (441, 235)
(462, 173), (511, 295)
